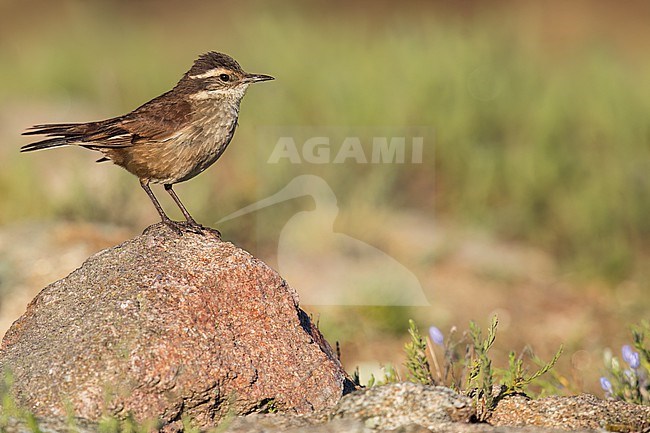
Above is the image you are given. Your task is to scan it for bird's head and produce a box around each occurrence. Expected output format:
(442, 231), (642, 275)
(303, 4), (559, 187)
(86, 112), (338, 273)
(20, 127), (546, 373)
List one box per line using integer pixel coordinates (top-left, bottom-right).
(179, 52), (274, 101)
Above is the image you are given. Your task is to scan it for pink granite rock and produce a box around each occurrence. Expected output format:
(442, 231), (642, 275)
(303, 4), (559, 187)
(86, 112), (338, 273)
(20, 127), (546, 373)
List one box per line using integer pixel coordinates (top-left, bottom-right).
(0, 223), (354, 430)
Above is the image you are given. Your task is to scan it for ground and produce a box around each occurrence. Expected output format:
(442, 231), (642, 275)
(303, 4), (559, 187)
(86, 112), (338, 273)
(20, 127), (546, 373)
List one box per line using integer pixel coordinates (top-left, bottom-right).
(0, 217), (642, 397)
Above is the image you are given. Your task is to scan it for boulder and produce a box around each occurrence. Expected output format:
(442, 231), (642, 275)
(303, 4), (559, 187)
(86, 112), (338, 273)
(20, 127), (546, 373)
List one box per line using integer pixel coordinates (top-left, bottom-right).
(0, 223), (354, 430)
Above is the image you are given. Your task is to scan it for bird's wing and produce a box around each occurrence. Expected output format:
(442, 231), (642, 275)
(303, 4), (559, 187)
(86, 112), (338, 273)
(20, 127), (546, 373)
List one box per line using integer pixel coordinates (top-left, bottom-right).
(118, 95), (193, 144)
(22, 94), (193, 151)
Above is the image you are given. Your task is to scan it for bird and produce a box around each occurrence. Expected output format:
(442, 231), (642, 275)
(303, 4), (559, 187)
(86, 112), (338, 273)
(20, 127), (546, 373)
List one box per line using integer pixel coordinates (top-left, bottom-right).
(20, 52), (274, 234)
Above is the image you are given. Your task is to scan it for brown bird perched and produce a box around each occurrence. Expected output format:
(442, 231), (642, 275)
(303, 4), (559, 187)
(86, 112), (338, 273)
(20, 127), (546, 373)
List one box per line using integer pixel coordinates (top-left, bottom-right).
(21, 52), (273, 233)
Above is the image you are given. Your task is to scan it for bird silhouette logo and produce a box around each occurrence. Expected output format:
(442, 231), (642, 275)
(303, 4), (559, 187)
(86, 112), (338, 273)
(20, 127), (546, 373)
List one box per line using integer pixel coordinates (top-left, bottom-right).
(218, 175), (429, 306)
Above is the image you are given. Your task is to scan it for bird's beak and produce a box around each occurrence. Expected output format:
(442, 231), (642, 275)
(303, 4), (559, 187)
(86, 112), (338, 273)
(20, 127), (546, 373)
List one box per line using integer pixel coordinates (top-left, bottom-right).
(243, 73), (275, 83)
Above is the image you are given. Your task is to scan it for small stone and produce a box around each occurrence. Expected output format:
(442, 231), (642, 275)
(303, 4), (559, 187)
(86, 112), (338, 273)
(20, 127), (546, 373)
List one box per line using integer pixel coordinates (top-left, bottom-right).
(331, 382), (474, 430)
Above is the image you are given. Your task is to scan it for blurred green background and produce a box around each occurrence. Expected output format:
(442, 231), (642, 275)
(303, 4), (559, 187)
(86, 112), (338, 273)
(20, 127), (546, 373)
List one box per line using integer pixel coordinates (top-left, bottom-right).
(1, 0), (649, 393)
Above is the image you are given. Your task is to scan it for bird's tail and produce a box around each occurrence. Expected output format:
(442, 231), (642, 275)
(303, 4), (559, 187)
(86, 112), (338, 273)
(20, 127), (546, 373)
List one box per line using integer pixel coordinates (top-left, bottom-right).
(20, 123), (86, 152)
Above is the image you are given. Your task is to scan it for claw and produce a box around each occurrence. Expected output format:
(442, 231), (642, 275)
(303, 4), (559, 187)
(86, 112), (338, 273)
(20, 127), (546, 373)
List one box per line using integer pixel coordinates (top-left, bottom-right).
(159, 219), (220, 237)
(187, 222), (221, 238)
(185, 221), (206, 235)
(162, 219), (185, 236)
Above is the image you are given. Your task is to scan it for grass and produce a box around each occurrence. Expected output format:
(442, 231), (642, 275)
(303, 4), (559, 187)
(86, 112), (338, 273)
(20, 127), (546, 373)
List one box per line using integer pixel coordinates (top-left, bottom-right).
(391, 317), (563, 421)
(1, 3), (649, 283)
(0, 372), (217, 433)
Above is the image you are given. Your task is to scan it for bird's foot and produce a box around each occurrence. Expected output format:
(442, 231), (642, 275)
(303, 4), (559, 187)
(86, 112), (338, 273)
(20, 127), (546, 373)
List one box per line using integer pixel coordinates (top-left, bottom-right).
(161, 219), (221, 237)
(186, 220), (221, 238)
(161, 219), (186, 236)
(184, 220), (206, 235)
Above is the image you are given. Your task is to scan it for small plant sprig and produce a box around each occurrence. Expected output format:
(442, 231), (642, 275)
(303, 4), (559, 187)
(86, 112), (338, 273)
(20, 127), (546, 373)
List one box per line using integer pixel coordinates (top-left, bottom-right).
(404, 319), (434, 385)
(601, 321), (650, 405)
(500, 345), (563, 397)
(466, 316), (498, 420)
(401, 316), (563, 421)
(367, 364), (400, 387)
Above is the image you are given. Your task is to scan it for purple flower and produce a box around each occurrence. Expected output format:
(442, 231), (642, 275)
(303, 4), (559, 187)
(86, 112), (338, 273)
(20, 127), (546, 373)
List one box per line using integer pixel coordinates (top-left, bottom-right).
(622, 345), (640, 369)
(600, 377), (613, 394)
(429, 326), (444, 346)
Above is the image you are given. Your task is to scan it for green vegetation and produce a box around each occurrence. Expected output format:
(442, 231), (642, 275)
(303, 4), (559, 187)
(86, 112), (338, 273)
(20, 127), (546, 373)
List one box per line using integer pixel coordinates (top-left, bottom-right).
(0, 373), (41, 433)
(403, 319), (434, 385)
(501, 348), (563, 397)
(601, 321), (650, 405)
(365, 364), (399, 388)
(96, 415), (159, 433)
(1, 371), (161, 433)
(1, 3), (649, 283)
(395, 317), (563, 421)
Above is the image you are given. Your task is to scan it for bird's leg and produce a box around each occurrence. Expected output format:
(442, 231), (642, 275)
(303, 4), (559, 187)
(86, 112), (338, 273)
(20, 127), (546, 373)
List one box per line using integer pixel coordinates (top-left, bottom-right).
(164, 184), (204, 231)
(140, 179), (182, 234)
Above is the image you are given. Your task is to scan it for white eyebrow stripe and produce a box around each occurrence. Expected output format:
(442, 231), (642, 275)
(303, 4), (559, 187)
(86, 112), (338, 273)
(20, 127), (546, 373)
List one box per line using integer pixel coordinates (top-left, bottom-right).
(189, 68), (230, 79)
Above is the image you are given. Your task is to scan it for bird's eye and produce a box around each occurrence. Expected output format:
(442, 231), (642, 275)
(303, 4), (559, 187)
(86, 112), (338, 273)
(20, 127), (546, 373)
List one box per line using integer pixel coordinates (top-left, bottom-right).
(219, 74), (230, 82)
